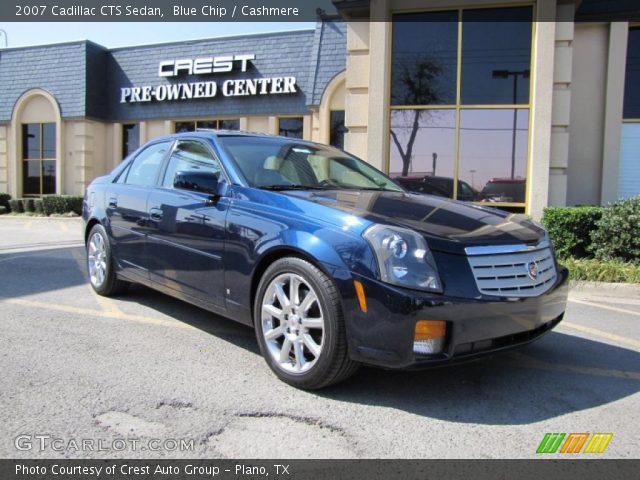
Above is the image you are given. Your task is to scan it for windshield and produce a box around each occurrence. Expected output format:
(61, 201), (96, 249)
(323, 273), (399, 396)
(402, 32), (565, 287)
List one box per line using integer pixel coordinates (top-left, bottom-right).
(218, 136), (404, 192)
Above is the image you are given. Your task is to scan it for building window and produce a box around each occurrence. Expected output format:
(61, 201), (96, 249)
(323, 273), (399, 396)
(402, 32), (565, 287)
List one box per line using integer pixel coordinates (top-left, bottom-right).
(278, 117), (304, 138)
(330, 110), (346, 149)
(174, 119), (240, 133)
(122, 124), (140, 159)
(619, 26), (640, 199)
(22, 123), (56, 196)
(389, 6), (533, 208)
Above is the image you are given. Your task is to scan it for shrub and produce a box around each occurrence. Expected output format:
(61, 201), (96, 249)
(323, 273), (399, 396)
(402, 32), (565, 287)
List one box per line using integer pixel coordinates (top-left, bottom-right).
(21, 198), (36, 213)
(0, 193), (10, 212)
(41, 195), (83, 216)
(8, 198), (24, 213)
(541, 206), (603, 259)
(590, 196), (640, 264)
(34, 198), (44, 215)
(0, 206), (6, 215)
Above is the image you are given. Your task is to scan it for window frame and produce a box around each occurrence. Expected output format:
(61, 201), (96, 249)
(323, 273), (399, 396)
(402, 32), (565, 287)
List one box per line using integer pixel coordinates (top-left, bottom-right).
(173, 118), (241, 133)
(623, 24), (640, 123)
(21, 122), (57, 197)
(159, 138), (231, 192)
(386, 3), (536, 211)
(277, 116), (305, 139)
(121, 123), (140, 159)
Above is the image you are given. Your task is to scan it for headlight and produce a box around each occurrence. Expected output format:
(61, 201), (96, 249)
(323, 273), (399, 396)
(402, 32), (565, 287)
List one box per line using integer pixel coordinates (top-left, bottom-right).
(363, 224), (442, 292)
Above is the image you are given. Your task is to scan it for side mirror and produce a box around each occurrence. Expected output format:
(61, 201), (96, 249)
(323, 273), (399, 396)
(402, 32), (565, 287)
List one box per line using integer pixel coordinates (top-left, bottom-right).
(174, 170), (221, 195)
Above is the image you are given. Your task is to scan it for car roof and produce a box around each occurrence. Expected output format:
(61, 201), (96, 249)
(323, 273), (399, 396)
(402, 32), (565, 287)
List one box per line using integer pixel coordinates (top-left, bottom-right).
(148, 129), (323, 148)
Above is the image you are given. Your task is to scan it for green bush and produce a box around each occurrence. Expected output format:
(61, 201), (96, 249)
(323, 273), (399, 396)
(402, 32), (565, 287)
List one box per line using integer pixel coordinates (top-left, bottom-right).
(561, 257), (640, 283)
(21, 198), (36, 213)
(8, 198), (24, 213)
(0, 206), (7, 215)
(541, 206), (603, 259)
(590, 196), (640, 264)
(41, 195), (83, 216)
(0, 193), (10, 212)
(34, 198), (44, 215)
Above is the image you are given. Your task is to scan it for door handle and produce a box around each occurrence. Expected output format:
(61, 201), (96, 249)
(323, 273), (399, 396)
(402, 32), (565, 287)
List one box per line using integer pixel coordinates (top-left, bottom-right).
(108, 197), (118, 209)
(149, 207), (163, 221)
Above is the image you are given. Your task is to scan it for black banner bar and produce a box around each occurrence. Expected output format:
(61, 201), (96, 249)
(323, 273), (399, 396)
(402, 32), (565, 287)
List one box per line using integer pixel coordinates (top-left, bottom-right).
(2, 459), (638, 480)
(2, 0), (639, 23)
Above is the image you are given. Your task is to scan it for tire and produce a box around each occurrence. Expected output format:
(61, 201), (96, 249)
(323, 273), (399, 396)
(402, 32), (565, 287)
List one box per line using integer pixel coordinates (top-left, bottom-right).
(254, 257), (358, 389)
(86, 224), (129, 297)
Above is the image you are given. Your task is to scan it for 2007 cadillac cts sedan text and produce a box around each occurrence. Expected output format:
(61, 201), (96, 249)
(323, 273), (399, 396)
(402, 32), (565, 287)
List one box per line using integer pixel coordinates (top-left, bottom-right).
(83, 131), (569, 389)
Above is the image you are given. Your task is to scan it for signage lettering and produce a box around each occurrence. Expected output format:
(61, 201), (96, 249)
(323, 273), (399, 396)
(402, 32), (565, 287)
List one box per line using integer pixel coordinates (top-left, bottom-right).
(120, 54), (297, 104)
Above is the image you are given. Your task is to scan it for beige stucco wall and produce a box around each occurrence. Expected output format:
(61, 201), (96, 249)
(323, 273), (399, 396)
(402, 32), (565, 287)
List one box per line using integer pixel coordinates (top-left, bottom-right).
(63, 120), (108, 195)
(566, 23), (609, 205)
(0, 125), (8, 194)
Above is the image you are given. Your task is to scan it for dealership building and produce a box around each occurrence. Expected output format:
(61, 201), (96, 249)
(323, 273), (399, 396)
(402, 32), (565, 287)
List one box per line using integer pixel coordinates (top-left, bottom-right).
(0, 0), (638, 218)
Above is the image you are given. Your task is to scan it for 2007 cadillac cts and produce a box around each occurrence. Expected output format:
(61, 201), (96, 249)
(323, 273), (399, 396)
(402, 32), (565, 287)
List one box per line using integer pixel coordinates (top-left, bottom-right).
(83, 131), (568, 389)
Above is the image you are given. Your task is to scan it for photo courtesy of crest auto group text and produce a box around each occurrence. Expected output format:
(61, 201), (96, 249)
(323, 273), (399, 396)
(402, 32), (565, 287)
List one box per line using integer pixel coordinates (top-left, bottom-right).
(0, 0), (639, 479)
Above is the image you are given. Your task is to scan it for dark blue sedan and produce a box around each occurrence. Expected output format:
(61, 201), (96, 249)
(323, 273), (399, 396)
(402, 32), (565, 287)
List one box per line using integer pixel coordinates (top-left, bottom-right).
(83, 131), (568, 389)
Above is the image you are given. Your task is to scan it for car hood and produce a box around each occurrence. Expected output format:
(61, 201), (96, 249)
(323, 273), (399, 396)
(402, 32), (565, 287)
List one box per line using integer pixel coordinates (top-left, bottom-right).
(282, 190), (545, 254)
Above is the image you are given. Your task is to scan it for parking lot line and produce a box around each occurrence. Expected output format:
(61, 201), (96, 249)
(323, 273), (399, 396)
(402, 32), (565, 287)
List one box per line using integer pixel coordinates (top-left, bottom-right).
(509, 352), (640, 382)
(70, 248), (125, 316)
(1, 297), (194, 331)
(560, 321), (640, 350)
(569, 298), (640, 318)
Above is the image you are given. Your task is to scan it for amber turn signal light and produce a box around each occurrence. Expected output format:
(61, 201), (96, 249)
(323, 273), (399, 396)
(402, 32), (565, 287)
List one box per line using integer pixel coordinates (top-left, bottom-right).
(353, 280), (368, 313)
(414, 320), (446, 355)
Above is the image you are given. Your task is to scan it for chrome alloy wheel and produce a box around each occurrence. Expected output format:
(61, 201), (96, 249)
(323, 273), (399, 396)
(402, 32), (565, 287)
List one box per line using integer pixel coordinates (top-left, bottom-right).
(261, 273), (325, 374)
(87, 231), (107, 288)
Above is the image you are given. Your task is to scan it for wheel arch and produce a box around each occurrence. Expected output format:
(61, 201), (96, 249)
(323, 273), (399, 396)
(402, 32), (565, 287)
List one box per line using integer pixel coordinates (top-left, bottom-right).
(249, 246), (343, 326)
(84, 218), (102, 244)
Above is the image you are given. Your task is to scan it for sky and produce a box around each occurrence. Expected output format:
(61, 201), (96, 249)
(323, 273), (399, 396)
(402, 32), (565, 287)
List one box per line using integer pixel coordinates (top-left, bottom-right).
(0, 22), (316, 49)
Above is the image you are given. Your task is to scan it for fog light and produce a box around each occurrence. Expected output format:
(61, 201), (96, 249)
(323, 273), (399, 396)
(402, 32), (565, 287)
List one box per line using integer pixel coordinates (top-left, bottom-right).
(414, 320), (446, 355)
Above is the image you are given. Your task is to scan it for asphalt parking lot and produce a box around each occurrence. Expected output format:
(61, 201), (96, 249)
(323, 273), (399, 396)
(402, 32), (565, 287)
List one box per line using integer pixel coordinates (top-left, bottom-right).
(0, 217), (639, 459)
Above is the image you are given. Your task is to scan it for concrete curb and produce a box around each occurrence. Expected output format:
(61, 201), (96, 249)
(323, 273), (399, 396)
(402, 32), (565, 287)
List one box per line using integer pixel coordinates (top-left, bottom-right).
(570, 280), (640, 297)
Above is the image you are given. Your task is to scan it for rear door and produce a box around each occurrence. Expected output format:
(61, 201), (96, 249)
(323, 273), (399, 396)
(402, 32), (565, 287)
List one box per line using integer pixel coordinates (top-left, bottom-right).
(145, 139), (230, 308)
(106, 140), (173, 282)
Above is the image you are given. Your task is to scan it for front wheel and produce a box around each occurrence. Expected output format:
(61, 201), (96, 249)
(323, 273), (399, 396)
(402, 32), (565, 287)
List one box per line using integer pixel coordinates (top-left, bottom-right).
(86, 224), (129, 296)
(254, 257), (358, 389)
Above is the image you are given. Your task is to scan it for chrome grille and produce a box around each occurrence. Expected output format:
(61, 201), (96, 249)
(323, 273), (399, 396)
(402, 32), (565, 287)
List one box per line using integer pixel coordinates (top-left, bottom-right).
(466, 242), (557, 298)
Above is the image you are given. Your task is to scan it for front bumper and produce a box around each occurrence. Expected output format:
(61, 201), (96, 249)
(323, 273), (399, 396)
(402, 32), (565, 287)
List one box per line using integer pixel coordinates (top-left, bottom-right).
(343, 266), (569, 369)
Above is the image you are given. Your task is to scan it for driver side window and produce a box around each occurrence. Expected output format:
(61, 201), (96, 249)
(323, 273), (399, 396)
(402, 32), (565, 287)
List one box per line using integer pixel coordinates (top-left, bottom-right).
(162, 140), (222, 191)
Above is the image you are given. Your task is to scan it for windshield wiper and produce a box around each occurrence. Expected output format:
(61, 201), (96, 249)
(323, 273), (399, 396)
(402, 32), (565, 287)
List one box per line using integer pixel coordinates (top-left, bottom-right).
(258, 184), (333, 191)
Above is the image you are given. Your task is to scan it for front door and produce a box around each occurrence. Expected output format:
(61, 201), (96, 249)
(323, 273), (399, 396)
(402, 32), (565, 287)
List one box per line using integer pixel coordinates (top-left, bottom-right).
(146, 139), (229, 308)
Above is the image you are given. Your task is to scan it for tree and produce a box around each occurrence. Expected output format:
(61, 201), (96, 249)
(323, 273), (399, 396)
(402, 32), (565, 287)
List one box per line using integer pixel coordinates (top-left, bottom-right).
(390, 56), (443, 176)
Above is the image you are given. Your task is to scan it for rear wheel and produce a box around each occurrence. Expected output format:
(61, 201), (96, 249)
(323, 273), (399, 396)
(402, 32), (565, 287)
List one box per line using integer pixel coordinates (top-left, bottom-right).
(86, 224), (129, 296)
(254, 257), (358, 389)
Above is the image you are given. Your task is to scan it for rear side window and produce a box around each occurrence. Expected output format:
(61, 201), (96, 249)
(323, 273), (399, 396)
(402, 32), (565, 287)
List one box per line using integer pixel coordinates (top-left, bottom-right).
(125, 141), (172, 187)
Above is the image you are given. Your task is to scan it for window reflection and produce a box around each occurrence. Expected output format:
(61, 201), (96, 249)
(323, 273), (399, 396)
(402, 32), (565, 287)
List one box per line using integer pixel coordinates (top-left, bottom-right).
(21, 123), (57, 196)
(391, 11), (458, 106)
(122, 123), (140, 159)
(278, 117), (304, 138)
(458, 109), (529, 203)
(390, 109), (456, 184)
(623, 27), (640, 119)
(330, 110), (346, 149)
(461, 7), (532, 105)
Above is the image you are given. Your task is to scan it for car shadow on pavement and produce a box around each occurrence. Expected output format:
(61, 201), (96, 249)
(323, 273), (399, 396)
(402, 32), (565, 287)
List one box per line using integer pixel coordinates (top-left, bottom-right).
(122, 283), (640, 425)
(119, 283), (260, 353)
(0, 247), (88, 298)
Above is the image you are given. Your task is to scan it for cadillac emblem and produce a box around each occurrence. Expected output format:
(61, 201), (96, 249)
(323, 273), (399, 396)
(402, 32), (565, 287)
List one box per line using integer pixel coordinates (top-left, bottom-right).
(526, 261), (539, 280)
